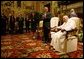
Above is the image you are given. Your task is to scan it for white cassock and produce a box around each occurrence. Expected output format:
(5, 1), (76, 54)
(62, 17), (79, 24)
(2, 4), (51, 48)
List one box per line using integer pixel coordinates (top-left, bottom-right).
(50, 17), (77, 53)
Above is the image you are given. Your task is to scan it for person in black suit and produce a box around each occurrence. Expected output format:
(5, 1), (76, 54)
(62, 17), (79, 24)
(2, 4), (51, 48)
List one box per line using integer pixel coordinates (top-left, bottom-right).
(15, 16), (19, 34)
(9, 13), (15, 34)
(31, 12), (37, 34)
(42, 7), (52, 43)
(25, 15), (30, 33)
(18, 14), (24, 34)
(1, 13), (7, 35)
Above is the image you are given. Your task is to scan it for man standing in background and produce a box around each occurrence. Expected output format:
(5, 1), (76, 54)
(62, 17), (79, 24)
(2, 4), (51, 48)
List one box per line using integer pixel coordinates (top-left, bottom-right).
(9, 11), (15, 34)
(42, 7), (52, 43)
(1, 13), (7, 35)
(18, 14), (24, 34)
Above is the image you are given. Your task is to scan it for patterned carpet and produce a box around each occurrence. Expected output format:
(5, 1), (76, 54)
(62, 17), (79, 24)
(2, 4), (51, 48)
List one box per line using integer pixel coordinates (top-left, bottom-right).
(1, 33), (83, 58)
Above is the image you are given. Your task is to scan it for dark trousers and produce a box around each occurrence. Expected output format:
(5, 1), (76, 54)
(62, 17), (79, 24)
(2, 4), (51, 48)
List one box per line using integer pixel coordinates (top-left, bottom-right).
(26, 27), (29, 32)
(43, 26), (50, 43)
(31, 23), (37, 32)
(19, 26), (23, 34)
(10, 25), (15, 34)
(26, 24), (29, 32)
(1, 27), (6, 35)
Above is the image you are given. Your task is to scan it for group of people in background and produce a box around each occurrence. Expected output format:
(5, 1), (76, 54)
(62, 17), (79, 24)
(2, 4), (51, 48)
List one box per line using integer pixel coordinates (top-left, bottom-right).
(1, 11), (39, 35)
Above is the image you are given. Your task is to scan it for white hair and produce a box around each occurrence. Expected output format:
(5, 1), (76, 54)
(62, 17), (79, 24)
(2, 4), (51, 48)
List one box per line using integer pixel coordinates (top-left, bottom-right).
(63, 15), (69, 19)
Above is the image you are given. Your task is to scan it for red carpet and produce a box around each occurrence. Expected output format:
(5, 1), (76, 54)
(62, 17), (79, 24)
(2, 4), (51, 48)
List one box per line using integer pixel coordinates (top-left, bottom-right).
(1, 33), (83, 58)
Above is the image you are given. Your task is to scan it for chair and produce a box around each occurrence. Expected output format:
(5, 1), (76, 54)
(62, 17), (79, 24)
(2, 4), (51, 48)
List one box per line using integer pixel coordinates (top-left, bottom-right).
(61, 17), (81, 53)
(36, 20), (43, 39)
(50, 17), (59, 47)
(50, 17), (59, 35)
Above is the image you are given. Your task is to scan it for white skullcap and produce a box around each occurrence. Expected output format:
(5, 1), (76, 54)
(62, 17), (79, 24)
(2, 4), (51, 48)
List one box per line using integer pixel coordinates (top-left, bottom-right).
(63, 15), (68, 19)
(70, 9), (75, 12)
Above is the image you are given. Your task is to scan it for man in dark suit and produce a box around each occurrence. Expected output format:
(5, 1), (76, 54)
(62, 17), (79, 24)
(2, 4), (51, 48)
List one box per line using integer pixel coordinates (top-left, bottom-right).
(31, 12), (37, 34)
(9, 13), (15, 34)
(25, 15), (30, 33)
(42, 7), (52, 43)
(1, 13), (7, 35)
(18, 14), (24, 34)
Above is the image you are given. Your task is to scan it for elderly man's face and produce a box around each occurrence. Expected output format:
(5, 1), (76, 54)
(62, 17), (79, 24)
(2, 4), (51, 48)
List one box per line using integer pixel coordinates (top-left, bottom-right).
(32, 13), (35, 16)
(44, 7), (48, 12)
(63, 17), (66, 22)
(63, 16), (68, 22)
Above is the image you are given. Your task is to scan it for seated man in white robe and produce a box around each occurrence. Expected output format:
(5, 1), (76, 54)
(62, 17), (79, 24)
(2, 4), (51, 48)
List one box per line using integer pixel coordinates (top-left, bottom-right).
(50, 15), (76, 53)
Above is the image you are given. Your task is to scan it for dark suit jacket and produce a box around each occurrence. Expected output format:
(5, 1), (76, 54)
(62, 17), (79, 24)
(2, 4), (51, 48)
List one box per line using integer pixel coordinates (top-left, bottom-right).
(9, 16), (15, 28)
(17, 17), (24, 27)
(42, 12), (52, 29)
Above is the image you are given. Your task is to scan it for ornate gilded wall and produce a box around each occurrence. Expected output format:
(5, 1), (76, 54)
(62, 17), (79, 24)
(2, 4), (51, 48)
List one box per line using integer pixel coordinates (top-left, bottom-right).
(1, 1), (83, 17)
